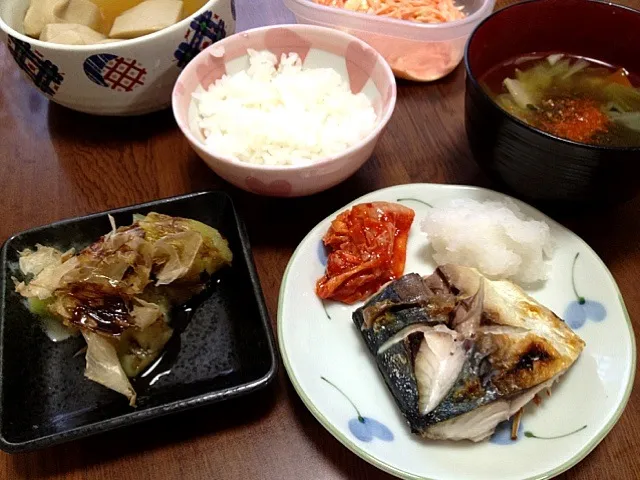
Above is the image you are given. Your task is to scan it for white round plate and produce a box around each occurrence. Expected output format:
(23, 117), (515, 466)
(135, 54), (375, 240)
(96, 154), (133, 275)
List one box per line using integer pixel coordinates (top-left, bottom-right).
(278, 183), (635, 480)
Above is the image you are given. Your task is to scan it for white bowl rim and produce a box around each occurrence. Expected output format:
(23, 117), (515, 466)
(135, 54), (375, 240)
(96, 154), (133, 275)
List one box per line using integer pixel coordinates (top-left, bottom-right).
(0, 0), (226, 51)
(171, 23), (398, 173)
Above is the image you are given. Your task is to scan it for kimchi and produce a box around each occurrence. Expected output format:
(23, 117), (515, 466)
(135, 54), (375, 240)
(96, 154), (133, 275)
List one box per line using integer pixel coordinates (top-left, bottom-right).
(316, 202), (415, 304)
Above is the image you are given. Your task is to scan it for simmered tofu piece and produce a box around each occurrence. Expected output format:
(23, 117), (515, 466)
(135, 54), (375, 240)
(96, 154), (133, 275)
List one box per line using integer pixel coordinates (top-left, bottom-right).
(24, 0), (68, 37)
(39, 23), (106, 45)
(23, 0), (101, 38)
(61, 0), (101, 30)
(109, 0), (183, 39)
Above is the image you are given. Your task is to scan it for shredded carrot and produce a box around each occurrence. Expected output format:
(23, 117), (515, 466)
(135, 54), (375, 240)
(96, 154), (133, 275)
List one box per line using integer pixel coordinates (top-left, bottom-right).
(313, 0), (467, 24)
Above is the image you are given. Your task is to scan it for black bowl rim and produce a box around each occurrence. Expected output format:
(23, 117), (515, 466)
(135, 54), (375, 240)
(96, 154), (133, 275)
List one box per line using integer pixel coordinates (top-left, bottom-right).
(464, 0), (640, 153)
(0, 190), (279, 453)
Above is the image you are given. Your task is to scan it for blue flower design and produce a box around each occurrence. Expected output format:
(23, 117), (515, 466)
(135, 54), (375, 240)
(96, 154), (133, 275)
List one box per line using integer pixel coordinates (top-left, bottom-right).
(564, 253), (606, 329)
(524, 424), (587, 440)
(318, 240), (331, 319)
(490, 418), (524, 445)
(491, 419), (587, 443)
(321, 376), (394, 443)
(348, 417), (393, 442)
(318, 239), (328, 266)
(396, 198), (433, 208)
(565, 300), (606, 329)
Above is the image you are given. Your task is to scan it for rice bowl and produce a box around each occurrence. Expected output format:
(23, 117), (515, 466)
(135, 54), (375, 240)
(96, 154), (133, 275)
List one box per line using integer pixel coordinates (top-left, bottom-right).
(172, 24), (397, 197)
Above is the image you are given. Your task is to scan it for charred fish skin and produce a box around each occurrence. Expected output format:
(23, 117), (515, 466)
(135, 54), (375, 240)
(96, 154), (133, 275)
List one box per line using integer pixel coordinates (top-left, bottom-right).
(353, 273), (426, 329)
(375, 336), (498, 434)
(352, 273), (455, 355)
(354, 307), (438, 356)
(375, 334), (422, 432)
(363, 273), (427, 307)
(353, 271), (464, 433)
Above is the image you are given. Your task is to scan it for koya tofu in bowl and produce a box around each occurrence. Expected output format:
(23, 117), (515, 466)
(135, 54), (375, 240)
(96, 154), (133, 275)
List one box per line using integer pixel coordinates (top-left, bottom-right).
(0, 0), (236, 115)
(172, 24), (397, 197)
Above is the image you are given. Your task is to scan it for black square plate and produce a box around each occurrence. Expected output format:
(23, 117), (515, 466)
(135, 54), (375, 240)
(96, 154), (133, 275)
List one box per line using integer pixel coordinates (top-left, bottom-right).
(0, 191), (277, 453)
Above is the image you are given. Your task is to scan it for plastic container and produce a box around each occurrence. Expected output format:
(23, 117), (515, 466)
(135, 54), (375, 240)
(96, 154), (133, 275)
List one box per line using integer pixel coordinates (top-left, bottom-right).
(283, 0), (495, 81)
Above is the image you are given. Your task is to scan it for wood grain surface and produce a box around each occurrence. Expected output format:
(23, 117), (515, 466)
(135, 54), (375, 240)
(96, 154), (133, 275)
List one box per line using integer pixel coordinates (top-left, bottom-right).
(1, 0), (639, 479)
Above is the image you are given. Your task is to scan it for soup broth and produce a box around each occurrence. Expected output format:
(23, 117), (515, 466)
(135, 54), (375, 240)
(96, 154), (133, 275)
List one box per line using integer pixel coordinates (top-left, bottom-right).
(90, 0), (207, 34)
(481, 53), (640, 148)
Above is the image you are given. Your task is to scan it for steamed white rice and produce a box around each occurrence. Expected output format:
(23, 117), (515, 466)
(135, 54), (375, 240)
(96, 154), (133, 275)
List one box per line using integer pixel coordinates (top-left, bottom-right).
(421, 198), (554, 284)
(193, 49), (378, 166)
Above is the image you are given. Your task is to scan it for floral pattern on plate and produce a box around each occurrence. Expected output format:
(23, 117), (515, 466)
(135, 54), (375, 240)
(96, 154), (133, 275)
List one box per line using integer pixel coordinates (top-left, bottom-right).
(321, 377), (393, 443)
(564, 253), (606, 329)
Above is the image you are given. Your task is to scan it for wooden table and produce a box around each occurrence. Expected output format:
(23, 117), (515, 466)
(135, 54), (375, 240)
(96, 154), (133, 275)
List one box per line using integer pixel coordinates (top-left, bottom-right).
(1, 0), (639, 479)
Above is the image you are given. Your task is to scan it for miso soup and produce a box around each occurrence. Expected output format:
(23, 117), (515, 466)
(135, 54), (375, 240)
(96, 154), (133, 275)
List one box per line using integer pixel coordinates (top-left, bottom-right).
(481, 53), (640, 147)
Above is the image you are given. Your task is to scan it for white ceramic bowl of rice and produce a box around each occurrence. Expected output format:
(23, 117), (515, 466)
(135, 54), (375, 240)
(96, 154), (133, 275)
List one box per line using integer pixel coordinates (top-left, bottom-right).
(172, 24), (396, 197)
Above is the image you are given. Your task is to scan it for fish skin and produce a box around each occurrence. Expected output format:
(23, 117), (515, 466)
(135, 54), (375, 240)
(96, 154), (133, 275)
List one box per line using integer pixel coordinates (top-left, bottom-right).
(357, 273), (431, 327)
(379, 338), (498, 433)
(357, 307), (441, 355)
(423, 376), (558, 441)
(353, 273), (455, 354)
(419, 343), (499, 428)
(352, 265), (585, 440)
(376, 335), (422, 426)
(376, 332), (499, 433)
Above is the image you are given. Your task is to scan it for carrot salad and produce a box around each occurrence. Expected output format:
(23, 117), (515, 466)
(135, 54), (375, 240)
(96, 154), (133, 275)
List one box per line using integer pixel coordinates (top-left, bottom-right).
(313, 0), (467, 24)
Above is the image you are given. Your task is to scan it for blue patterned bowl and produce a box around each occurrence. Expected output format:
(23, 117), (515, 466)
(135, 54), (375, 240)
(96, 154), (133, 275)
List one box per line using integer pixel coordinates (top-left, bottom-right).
(0, 0), (235, 116)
